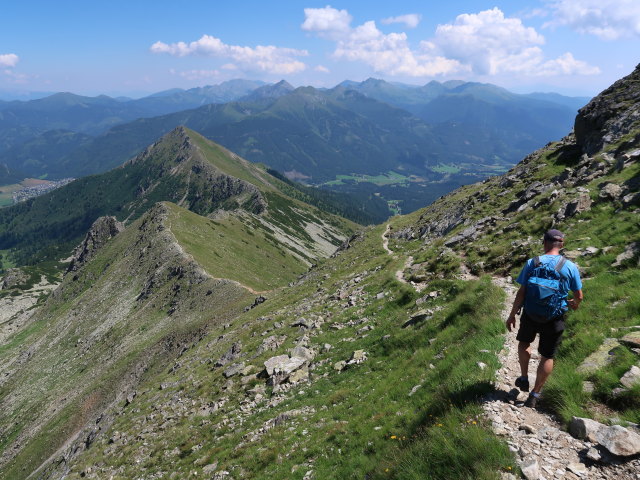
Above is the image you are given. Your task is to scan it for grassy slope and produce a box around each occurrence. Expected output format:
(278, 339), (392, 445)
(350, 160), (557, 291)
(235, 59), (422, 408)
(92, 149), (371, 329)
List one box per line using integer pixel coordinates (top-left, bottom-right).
(166, 203), (307, 292)
(0, 205), (256, 480)
(61, 219), (515, 480)
(391, 132), (640, 425)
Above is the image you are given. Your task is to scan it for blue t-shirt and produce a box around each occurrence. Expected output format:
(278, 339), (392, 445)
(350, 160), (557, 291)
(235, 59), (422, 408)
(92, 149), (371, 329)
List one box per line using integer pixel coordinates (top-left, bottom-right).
(516, 255), (582, 312)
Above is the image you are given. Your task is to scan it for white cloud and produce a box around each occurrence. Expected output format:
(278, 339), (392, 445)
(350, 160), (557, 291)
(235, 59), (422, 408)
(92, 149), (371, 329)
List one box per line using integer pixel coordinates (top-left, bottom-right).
(0, 53), (19, 68)
(301, 6), (352, 37)
(544, 0), (640, 40)
(151, 35), (308, 75)
(431, 8), (600, 76)
(381, 14), (422, 29)
(315, 65), (330, 73)
(303, 6), (599, 79)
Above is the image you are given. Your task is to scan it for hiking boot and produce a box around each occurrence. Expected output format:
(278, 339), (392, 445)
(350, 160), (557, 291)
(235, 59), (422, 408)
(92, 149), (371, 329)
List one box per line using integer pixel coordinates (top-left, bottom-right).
(524, 393), (539, 409)
(515, 376), (529, 392)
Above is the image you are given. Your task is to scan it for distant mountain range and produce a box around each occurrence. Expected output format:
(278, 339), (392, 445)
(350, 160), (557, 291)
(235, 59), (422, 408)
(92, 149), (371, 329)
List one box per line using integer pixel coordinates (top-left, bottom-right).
(0, 78), (590, 213)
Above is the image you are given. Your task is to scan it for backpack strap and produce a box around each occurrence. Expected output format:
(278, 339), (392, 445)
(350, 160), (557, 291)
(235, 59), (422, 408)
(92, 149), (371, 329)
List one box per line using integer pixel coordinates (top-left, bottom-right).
(533, 256), (541, 267)
(554, 256), (567, 277)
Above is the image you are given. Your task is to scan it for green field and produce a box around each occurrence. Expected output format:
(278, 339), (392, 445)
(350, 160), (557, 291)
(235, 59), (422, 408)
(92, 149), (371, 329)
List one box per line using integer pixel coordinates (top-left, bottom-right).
(323, 171), (410, 187)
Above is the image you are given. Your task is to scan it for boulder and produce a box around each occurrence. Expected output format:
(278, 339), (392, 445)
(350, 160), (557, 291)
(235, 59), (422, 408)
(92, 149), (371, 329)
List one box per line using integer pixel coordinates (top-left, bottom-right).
(349, 350), (367, 364)
(564, 192), (592, 217)
(570, 417), (640, 456)
(621, 331), (640, 348)
(223, 362), (245, 378)
(290, 346), (315, 361)
(576, 338), (621, 374)
(620, 365), (640, 388)
(597, 424), (640, 457)
(612, 242), (640, 267)
(599, 182), (623, 201)
(570, 417), (605, 443)
(333, 361), (347, 371)
(264, 355), (306, 376)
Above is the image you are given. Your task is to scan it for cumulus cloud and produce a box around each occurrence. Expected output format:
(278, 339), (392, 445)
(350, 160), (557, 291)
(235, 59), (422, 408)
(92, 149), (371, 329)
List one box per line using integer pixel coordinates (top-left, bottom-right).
(381, 14), (422, 29)
(0, 53), (19, 68)
(315, 65), (330, 73)
(431, 8), (600, 76)
(301, 6), (352, 37)
(544, 0), (640, 39)
(302, 7), (460, 76)
(303, 6), (599, 78)
(151, 35), (308, 75)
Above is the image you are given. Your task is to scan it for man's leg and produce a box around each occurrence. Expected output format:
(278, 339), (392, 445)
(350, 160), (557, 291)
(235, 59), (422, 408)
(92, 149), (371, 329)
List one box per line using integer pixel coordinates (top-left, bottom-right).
(518, 341), (531, 377)
(532, 356), (554, 393)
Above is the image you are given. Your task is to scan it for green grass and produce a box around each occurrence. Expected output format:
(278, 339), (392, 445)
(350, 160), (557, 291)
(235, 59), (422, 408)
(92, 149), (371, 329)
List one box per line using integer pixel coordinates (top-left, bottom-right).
(323, 171), (410, 187)
(166, 203), (308, 292)
(431, 164), (462, 174)
(62, 220), (515, 480)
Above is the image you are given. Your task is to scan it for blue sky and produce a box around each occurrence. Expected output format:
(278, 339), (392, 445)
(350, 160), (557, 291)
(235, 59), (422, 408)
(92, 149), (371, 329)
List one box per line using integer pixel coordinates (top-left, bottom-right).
(1, 0), (639, 97)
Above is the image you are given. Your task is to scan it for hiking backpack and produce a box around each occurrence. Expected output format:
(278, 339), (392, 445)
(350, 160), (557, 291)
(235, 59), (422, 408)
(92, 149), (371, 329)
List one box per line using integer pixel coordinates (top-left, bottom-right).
(524, 256), (567, 322)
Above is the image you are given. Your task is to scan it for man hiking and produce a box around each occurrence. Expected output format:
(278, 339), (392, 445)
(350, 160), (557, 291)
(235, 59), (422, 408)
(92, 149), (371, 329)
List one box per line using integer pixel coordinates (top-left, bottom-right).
(506, 229), (583, 408)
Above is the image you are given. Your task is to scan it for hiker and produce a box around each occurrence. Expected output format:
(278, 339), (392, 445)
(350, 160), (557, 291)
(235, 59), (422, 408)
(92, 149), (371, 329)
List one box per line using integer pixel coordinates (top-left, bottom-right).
(506, 229), (583, 408)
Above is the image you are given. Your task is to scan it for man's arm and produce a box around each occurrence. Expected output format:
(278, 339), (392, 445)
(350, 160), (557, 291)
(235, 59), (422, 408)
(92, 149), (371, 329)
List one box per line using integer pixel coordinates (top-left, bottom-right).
(506, 285), (526, 332)
(567, 289), (583, 310)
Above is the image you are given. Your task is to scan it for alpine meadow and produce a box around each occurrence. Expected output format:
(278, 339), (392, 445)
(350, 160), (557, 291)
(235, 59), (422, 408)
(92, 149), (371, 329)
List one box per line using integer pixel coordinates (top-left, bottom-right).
(1, 2), (640, 480)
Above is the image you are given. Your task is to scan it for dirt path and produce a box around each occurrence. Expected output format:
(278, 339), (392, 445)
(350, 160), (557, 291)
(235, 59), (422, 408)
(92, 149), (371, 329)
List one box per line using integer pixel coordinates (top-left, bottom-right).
(382, 224), (417, 289)
(485, 277), (638, 479)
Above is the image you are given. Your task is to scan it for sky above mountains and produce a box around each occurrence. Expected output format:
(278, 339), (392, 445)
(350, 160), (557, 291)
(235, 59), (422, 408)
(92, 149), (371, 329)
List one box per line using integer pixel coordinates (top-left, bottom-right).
(1, 0), (639, 97)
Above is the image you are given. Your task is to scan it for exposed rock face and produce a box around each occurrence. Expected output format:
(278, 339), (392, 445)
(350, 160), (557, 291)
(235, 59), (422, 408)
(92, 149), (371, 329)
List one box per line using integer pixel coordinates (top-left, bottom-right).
(1, 268), (29, 289)
(67, 216), (124, 273)
(575, 63), (640, 155)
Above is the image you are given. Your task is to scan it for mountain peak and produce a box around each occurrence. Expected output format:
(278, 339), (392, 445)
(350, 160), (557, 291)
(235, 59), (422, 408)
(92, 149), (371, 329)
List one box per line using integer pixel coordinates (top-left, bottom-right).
(575, 64), (640, 155)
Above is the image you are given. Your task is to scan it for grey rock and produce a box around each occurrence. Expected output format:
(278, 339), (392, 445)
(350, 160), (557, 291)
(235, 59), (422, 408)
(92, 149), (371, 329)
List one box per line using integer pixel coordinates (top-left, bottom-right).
(67, 216), (124, 273)
(520, 456), (539, 480)
(597, 424), (640, 456)
(620, 365), (640, 388)
(599, 182), (623, 201)
(291, 317), (312, 329)
(570, 417), (605, 442)
(216, 342), (242, 367)
(576, 338), (621, 374)
(333, 361), (347, 371)
(585, 447), (601, 462)
(256, 335), (287, 355)
(223, 362), (245, 378)
(264, 355), (306, 376)
(567, 462), (588, 475)
(290, 346), (315, 361)
(564, 192), (592, 217)
(621, 331), (640, 348)
(349, 350), (367, 364)
(622, 192), (640, 207)
(612, 242), (640, 267)
(0, 268), (29, 290)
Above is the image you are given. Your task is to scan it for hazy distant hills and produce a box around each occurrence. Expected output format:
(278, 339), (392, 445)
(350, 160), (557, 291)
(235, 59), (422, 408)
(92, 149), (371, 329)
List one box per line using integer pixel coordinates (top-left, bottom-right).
(0, 78), (590, 213)
(0, 80), (264, 161)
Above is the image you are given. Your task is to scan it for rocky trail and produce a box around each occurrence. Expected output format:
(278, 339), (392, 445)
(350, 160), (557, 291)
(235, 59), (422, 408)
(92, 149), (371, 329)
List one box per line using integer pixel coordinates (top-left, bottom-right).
(484, 277), (640, 480)
(383, 228), (639, 479)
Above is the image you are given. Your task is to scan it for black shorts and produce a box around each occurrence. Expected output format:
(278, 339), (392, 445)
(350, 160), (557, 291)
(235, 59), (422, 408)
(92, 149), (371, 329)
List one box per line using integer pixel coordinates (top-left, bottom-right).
(516, 311), (565, 359)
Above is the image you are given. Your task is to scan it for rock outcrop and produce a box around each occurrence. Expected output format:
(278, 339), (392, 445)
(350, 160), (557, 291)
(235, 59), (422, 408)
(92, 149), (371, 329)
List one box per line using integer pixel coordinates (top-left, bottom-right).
(575, 63), (640, 155)
(67, 216), (124, 273)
